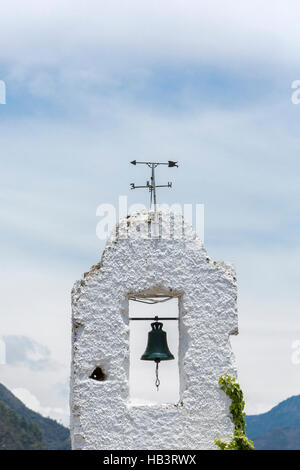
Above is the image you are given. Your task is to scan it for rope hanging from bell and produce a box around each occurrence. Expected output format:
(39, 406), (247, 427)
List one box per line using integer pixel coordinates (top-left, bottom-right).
(155, 360), (160, 391)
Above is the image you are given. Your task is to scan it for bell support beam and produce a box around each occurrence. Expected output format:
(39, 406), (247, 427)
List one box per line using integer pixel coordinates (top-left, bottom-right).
(129, 317), (179, 321)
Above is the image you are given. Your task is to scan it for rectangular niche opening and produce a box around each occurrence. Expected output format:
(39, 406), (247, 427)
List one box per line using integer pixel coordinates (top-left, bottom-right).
(129, 296), (180, 405)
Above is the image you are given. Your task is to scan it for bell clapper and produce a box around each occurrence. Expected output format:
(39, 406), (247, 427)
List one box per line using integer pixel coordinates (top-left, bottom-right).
(155, 359), (161, 391)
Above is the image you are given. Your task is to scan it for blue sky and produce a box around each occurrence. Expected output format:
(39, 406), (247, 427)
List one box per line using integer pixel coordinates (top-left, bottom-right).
(1, 0), (300, 424)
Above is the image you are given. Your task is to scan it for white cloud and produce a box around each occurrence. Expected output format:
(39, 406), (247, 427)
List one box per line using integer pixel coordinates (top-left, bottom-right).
(4, 336), (54, 371)
(1, 1), (300, 76)
(12, 387), (40, 412)
(12, 387), (68, 425)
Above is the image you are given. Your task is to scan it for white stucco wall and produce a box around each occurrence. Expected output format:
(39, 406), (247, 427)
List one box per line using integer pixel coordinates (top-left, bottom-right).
(70, 210), (238, 450)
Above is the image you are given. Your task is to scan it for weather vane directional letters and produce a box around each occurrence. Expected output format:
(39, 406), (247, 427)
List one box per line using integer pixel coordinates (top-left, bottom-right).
(130, 160), (178, 211)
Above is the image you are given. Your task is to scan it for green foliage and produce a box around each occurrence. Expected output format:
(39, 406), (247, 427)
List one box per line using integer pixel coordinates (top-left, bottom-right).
(0, 383), (71, 450)
(215, 374), (255, 450)
(0, 401), (46, 450)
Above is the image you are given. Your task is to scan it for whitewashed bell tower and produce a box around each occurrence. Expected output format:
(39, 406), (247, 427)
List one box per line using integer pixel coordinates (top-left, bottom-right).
(70, 162), (238, 450)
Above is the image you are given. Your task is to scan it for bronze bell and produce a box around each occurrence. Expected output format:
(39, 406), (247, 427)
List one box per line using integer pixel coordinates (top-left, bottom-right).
(141, 321), (174, 362)
(141, 320), (174, 390)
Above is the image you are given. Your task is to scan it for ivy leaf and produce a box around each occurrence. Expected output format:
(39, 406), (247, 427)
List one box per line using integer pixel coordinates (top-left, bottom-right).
(214, 374), (254, 451)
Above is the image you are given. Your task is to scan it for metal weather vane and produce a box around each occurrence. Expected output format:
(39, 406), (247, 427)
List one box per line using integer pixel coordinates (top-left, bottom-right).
(130, 160), (178, 211)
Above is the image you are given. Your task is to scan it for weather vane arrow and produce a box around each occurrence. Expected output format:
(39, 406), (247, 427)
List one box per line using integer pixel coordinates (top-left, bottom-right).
(130, 160), (178, 211)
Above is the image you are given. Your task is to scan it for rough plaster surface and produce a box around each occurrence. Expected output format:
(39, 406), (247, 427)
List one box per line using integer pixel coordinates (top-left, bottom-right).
(70, 210), (238, 450)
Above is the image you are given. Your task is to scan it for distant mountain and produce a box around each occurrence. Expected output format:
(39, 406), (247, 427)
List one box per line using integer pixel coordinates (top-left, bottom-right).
(0, 401), (46, 450)
(252, 426), (300, 450)
(246, 395), (300, 450)
(0, 383), (71, 450)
